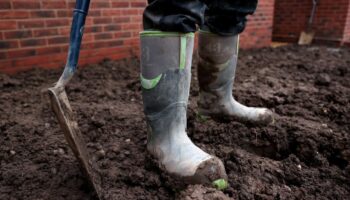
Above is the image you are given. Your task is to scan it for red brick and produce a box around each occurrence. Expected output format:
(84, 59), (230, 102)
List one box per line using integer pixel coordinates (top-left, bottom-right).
(82, 34), (94, 42)
(67, 2), (76, 9)
(81, 40), (122, 49)
(102, 9), (121, 16)
(7, 49), (36, 58)
(113, 17), (130, 23)
(4, 30), (32, 39)
(33, 29), (59, 37)
(111, 2), (129, 8)
(18, 20), (45, 29)
(0, 60), (12, 70)
(91, 2), (110, 8)
(94, 33), (113, 40)
(88, 10), (101, 17)
(0, 11), (29, 19)
(131, 16), (142, 22)
(121, 23), (140, 30)
(104, 24), (121, 31)
(123, 38), (139, 46)
(20, 38), (46, 47)
(85, 26), (103, 33)
(59, 27), (70, 35)
(0, 52), (7, 59)
(46, 19), (69, 27)
(131, 31), (139, 37)
(122, 9), (138, 15)
(0, 40), (19, 49)
(13, 1), (40, 9)
(13, 54), (66, 67)
(36, 46), (62, 55)
(93, 17), (113, 24)
(48, 36), (69, 45)
(131, 2), (147, 8)
(85, 18), (93, 26)
(0, 21), (17, 30)
(30, 10), (56, 18)
(102, 40), (123, 47)
(0, 1), (11, 9)
(114, 32), (131, 38)
(42, 1), (66, 9)
(60, 45), (68, 52)
(57, 10), (72, 18)
(80, 46), (128, 58)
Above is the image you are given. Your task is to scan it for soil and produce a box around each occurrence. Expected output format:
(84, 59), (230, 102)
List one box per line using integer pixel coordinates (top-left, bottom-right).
(1, 45), (349, 200)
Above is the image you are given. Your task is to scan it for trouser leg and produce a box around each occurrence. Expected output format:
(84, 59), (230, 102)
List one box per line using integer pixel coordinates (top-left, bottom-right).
(202, 0), (258, 36)
(143, 0), (205, 33)
(143, 0), (258, 35)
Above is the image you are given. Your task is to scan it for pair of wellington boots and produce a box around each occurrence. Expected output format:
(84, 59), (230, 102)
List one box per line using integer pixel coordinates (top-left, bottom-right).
(140, 30), (274, 189)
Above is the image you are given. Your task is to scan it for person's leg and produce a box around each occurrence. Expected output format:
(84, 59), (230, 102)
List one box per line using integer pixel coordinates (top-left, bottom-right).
(197, 0), (274, 125)
(140, 0), (227, 187)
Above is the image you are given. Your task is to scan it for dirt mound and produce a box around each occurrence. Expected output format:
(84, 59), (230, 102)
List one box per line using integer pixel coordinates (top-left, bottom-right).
(1, 45), (349, 199)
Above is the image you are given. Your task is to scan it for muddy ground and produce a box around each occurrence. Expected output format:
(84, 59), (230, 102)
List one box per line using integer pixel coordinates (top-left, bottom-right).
(0, 45), (349, 200)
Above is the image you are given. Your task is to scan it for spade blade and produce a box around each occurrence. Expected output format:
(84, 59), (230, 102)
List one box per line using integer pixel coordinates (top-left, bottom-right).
(48, 86), (103, 199)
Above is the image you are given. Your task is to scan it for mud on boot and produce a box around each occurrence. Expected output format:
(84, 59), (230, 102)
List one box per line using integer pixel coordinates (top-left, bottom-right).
(140, 31), (228, 188)
(197, 30), (274, 125)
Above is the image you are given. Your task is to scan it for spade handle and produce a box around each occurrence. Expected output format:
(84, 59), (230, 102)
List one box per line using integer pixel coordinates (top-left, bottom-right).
(307, 0), (318, 30)
(57, 0), (90, 87)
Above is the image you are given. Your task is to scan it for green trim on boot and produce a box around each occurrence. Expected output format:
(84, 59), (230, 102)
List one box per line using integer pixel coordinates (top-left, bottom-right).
(140, 74), (162, 90)
(140, 30), (194, 38)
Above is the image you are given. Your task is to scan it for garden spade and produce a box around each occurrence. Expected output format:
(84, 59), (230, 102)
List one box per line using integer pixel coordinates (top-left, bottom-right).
(298, 0), (318, 45)
(47, 0), (102, 199)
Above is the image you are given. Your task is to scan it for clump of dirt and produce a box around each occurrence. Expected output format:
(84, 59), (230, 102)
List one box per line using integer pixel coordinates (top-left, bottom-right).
(1, 45), (349, 200)
(177, 185), (230, 200)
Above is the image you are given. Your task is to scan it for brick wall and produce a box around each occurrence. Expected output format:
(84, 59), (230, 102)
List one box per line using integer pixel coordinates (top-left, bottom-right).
(240, 0), (275, 49)
(343, 3), (350, 45)
(273, 0), (350, 45)
(0, 0), (275, 74)
(0, 0), (144, 73)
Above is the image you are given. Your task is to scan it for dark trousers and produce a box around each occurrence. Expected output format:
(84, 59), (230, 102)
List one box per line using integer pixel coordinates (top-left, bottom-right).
(143, 0), (258, 36)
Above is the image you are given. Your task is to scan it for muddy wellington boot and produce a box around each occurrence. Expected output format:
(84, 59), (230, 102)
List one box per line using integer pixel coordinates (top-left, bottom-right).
(197, 31), (274, 125)
(140, 31), (228, 189)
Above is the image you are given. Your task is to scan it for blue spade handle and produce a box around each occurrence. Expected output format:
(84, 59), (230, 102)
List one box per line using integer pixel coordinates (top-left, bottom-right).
(57, 0), (90, 87)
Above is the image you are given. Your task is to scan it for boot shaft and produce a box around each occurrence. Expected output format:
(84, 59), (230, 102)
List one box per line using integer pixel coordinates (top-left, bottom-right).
(198, 31), (239, 64)
(198, 31), (239, 91)
(140, 31), (195, 116)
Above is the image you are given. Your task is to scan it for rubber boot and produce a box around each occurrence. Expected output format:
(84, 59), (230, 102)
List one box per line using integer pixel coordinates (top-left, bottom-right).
(197, 31), (274, 125)
(140, 31), (228, 188)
